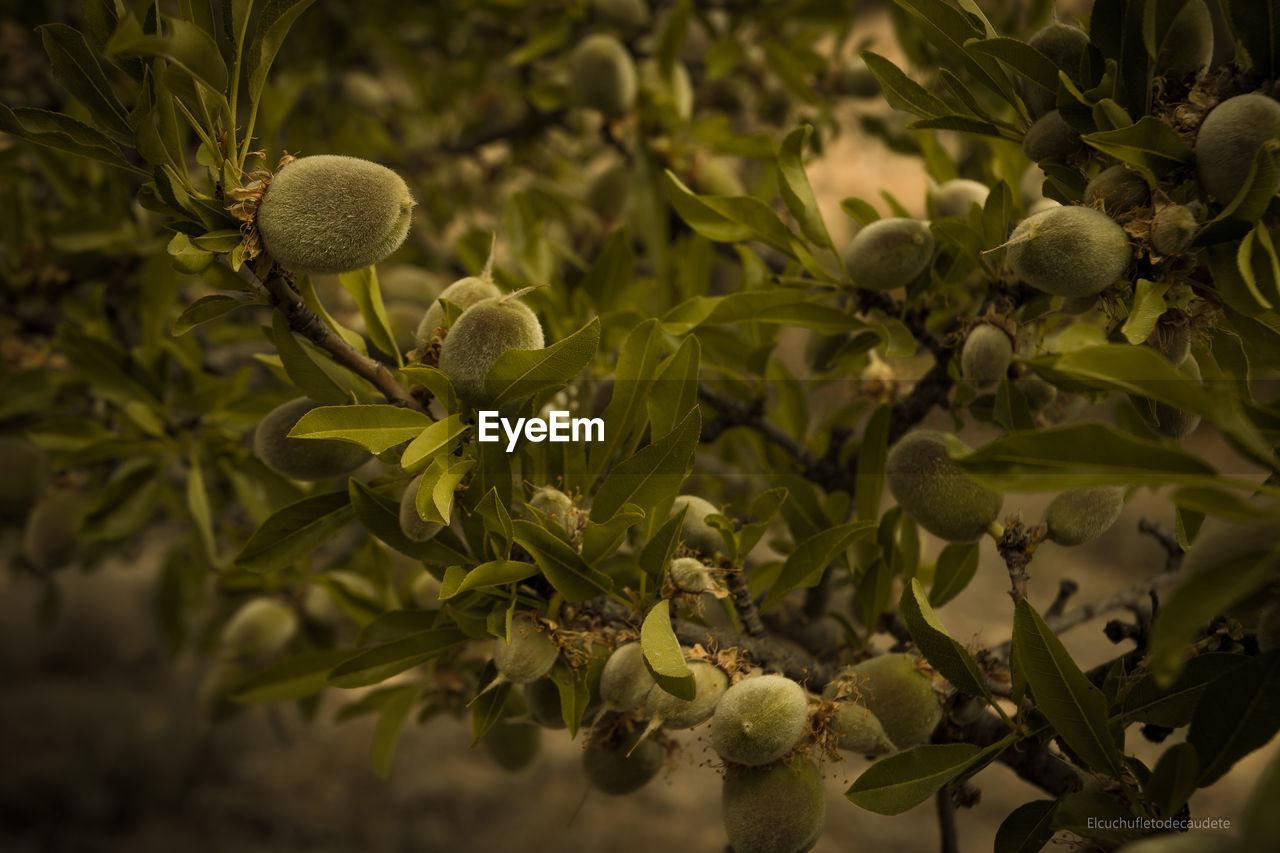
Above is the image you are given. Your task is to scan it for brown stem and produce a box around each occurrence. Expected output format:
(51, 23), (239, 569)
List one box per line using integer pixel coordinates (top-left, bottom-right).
(936, 788), (959, 853)
(725, 566), (766, 637)
(238, 260), (425, 412)
(996, 519), (1039, 605)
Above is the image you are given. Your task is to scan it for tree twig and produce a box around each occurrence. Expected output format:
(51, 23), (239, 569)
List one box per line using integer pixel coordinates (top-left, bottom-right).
(238, 260), (425, 412)
(936, 788), (959, 853)
(724, 566), (766, 637)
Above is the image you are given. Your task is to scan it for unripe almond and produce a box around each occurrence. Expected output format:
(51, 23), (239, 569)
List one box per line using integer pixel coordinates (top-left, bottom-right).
(668, 556), (716, 592)
(484, 719), (541, 771)
(961, 324), (1013, 388)
(927, 179), (989, 219)
(844, 218), (935, 291)
(886, 430), (1002, 542)
(691, 157), (746, 196)
(415, 276), (502, 343)
(644, 659), (728, 729)
(529, 486), (579, 536)
(21, 491), (86, 571)
(410, 571), (440, 607)
(1131, 354), (1202, 439)
(1083, 165), (1150, 214)
(1022, 110), (1081, 161)
(600, 641), (656, 710)
(378, 264), (442, 306)
(1007, 205), (1132, 297)
(399, 475), (445, 542)
(0, 435), (49, 521)
(1155, 0), (1214, 77)
(583, 719), (665, 795)
(669, 494), (726, 556)
(1195, 93), (1280, 203)
(437, 296), (545, 405)
(829, 701), (895, 756)
(711, 674), (809, 766)
(492, 615), (560, 685)
(256, 155), (414, 274)
(1022, 23), (1089, 117)
(844, 653), (942, 749)
(1044, 486), (1125, 546)
(1015, 374), (1058, 412)
(253, 398), (371, 481)
(1020, 164), (1048, 209)
(570, 33), (638, 116)
(1151, 204), (1198, 256)
(587, 162), (632, 222)
(722, 757), (826, 853)
(221, 597), (298, 661)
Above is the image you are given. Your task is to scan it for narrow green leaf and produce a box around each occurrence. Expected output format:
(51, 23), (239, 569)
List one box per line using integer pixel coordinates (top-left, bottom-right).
(1187, 652), (1280, 785)
(929, 542), (980, 607)
(761, 521), (876, 610)
(994, 799), (1058, 853)
(485, 316), (600, 405)
(235, 490), (352, 572)
(399, 414), (469, 472)
(232, 650), (352, 703)
(440, 560), (538, 600)
(245, 0), (316, 102)
(777, 126), (834, 249)
(1145, 742), (1199, 818)
(185, 450), (217, 565)
(512, 519), (613, 601)
(855, 403), (890, 522)
(414, 455), (474, 526)
(327, 627), (469, 689)
(38, 23), (133, 144)
(846, 742), (988, 815)
(640, 599), (695, 700)
(173, 293), (250, 335)
(860, 50), (948, 118)
(371, 684), (421, 779)
(1012, 600), (1124, 778)
(0, 104), (133, 171)
(269, 310), (349, 404)
(647, 335), (700, 442)
(901, 579), (991, 700)
(581, 504), (645, 565)
(590, 408), (700, 522)
(338, 266), (402, 366)
(290, 404), (435, 454)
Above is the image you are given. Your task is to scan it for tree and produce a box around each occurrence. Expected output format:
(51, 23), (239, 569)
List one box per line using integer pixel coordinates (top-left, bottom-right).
(2, 0), (1279, 850)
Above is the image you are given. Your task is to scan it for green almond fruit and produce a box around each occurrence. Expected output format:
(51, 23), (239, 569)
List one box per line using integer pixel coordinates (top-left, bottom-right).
(21, 491), (86, 571)
(529, 486), (579, 536)
(302, 571), (380, 627)
(253, 398), (372, 481)
(1151, 204), (1198, 256)
(437, 296), (545, 405)
(961, 324), (1013, 389)
(257, 154), (414, 274)
(583, 718), (665, 795)
(669, 494), (726, 556)
(927, 179), (989, 219)
(886, 430), (1002, 542)
(1022, 23), (1089, 117)
(844, 653), (941, 750)
(722, 756), (826, 853)
(600, 641), (656, 710)
(399, 475), (445, 543)
(1130, 354), (1202, 439)
(711, 674), (809, 767)
(1007, 205), (1131, 297)
(829, 701), (895, 756)
(844, 217), (935, 291)
(570, 33), (638, 116)
(484, 719), (542, 771)
(1044, 486), (1126, 546)
(1195, 93), (1280, 203)
(415, 276), (502, 343)
(493, 615), (560, 685)
(1083, 165), (1151, 215)
(1155, 0), (1214, 77)
(221, 597), (298, 661)
(644, 659), (727, 730)
(1015, 374), (1058, 412)
(1022, 110), (1081, 161)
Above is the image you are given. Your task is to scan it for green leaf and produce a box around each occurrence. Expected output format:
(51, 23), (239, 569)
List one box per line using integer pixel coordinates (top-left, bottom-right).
(929, 542), (981, 607)
(1187, 651), (1280, 785)
(327, 627), (469, 689)
(485, 316), (600, 405)
(399, 364), (458, 412)
(647, 335), (700, 442)
(269, 311), (350, 404)
(107, 13), (229, 95)
(1148, 548), (1280, 685)
(338, 267), (401, 366)
(0, 104), (134, 171)
(663, 171), (814, 268)
(289, 404), (435, 454)
(371, 683), (421, 779)
(1145, 742), (1199, 818)
(845, 742), (995, 815)
(579, 228), (634, 311)
(640, 599), (695, 700)
(235, 490), (353, 572)
(761, 521), (876, 609)
(662, 290), (861, 336)
(638, 509), (685, 583)
(1121, 279), (1171, 344)
(1243, 740), (1280, 846)
(777, 126), (834, 249)
(414, 454), (474, 526)
(37, 23), (133, 145)
(348, 480), (457, 562)
(399, 414), (469, 473)
(1117, 653), (1251, 727)
(245, 0), (316, 102)
(173, 293), (250, 335)
(953, 422), (1219, 491)
(512, 519), (613, 602)
(590, 408), (700, 522)
(855, 403), (890, 522)
(1012, 600), (1124, 778)
(439, 560), (538, 600)
(581, 504), (645, 565)
(994, 799), (1058, 853)
(1081, 116), (1192, 182)
(901, 579), (991, 701)
(1228, 0), (1278, 83)
(968, 36), (1062, 92)
(859, 51), (948, 118)
(185, 450), (217, 565)
(232, 650), (352, 703)
(588, 320), (664, 483)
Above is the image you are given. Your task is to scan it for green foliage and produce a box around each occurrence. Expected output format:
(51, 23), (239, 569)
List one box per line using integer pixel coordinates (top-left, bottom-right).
(5, 0), (1280, 848)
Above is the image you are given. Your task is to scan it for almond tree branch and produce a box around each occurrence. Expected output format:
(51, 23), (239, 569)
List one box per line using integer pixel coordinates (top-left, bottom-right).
(237, 260), (425, 412)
